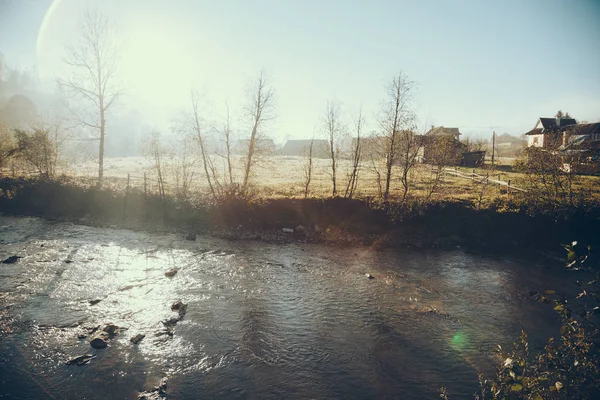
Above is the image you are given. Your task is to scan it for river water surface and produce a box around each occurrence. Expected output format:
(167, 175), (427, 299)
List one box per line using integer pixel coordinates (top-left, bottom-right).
(0, 216), (571, 399)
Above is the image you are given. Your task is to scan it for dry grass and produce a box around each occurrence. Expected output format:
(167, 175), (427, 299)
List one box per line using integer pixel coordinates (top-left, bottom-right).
(8, 155), (600, 204)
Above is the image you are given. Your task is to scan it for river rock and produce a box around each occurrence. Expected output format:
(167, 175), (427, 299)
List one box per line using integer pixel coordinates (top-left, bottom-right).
(89, 299), (101, 306)
(164, 269), (178, 278)
(66, 354), (96, 366)
(138, 377), (168, 400)
(2, 255), (22, 264)
(185, 233), (196, 241)
(103, 323), (119, 336)
(131, 334), (146, 344)
(171, 300), (188, 318)
(295, 225), (307, 234)
(365, 273), (374, 279)
(89, 331), (110, 349)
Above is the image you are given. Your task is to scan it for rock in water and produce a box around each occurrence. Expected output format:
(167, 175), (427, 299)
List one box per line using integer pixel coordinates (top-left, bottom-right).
(89, 299), (101, 306)
(185, 233), (196, 241)
(164, 269), (178, 278)
(171, 300), (188, 318)
(157, 377), (168, 393)
(2, 255), (22, 264)
(138, 377), (168, 399)
(89, 331), (110, 349)
(103, 323), (119, 336)
(66, 354), (96, 366)
(130, 334), (146, 344)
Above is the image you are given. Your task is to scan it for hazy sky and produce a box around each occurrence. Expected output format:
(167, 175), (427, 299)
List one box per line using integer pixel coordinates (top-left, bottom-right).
(1, 0), (599, 140)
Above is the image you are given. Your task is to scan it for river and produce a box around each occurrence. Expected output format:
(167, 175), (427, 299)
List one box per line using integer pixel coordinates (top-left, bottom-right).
(0, 216), (570, 399)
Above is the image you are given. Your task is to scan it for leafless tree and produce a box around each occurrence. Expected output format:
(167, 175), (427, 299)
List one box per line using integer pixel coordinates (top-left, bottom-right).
(242, 71), (274, 195)
(344, 107), (364, 198)
(189, 89), (220, 198)
(143, 131), (167, 201)
(220, 103), (234, 186)
(378, 72), (416, 200)
(463, 137), (488, 153)
(423, 135), (461, 201)
(58, 10), (122, 187)
(303, 138), (314, 198)
(396, 129), (422, 200)
(323, 100), (343, 197)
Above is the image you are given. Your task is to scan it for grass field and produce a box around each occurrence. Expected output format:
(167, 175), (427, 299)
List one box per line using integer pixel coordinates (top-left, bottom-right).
(54, 155), (600, 204)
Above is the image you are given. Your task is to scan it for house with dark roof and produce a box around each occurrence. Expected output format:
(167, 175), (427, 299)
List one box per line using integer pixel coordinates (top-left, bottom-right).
(424, 126), (461, 140)
(524, 117), (577, 148)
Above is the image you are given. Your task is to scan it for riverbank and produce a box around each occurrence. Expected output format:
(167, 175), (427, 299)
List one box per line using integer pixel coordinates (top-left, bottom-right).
(1, 176), (599, 256)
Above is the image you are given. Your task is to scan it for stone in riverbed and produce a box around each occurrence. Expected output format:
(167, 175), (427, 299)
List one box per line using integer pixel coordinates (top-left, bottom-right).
(2, 255), (22, 264)
(138, 377), (168, 399)
(131, 334), (146, 344)
(103, 323), (119, 336)
(66, 354), (96, 366)
(185, 233), (196, 241)
(171, 300), (188, 318)
(89, 299), (101, 306)
(164, 269), (178, 278)
(89, 331), (110, 349)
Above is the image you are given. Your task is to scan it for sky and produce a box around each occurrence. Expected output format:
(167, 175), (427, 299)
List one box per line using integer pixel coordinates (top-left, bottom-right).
(0, 0), (599, 140)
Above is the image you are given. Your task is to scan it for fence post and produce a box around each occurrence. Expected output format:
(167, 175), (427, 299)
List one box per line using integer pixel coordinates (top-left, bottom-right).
(472, 168), (475, 179)
(507, 179), (511, 198)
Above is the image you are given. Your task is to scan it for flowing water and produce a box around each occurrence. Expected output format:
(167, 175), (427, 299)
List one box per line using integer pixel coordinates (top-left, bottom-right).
(0, 216), (571, 399)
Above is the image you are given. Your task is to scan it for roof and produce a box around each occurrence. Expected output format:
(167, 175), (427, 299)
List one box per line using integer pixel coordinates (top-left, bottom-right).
(425, 126), (461, 137)
(524, 128), (543, 136)
(564, 122), (600, 135)
(538, 117), (577, 130)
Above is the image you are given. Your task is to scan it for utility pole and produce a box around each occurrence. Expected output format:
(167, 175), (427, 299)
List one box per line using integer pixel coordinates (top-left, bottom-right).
(491, 131), (495, 166)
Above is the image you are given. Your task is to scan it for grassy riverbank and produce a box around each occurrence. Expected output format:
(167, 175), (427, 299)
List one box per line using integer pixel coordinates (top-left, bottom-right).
(2, 176), (599, 255)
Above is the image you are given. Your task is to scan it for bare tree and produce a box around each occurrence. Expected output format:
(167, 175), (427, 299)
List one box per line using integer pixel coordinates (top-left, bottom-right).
(303, 138), (314, 198)
(396, 129), (422, 200)
(242, 71), (274, 194)
(378, 72), (416, 200)
(323, 100), (343, 197)
(344, 107), (364, 198)
(58, 10), (122, 187)
(423, 135), (461, 201)
(221, 103), (234, 186)
(143, 131), (167, 201)
(189, 89), (219, 198)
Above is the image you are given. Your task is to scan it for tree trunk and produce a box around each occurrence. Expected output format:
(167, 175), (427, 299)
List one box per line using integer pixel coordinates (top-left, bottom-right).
(98, 101), (105, 187)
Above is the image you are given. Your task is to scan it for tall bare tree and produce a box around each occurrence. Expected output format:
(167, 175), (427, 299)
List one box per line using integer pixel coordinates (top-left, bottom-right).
(323, 100), (343, 197)
(242, 71), (274, 194)
(378, 72), (415, 200)
(221, 103), (234, 186)
(303, 138), (314, 198)
(190, 89), (218, 198)
(58, 10), (121, 187)
(344, 107), (364, 198)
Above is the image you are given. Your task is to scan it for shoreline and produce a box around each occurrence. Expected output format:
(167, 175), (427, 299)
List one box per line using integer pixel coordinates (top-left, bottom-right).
(1, 176), (598, 261)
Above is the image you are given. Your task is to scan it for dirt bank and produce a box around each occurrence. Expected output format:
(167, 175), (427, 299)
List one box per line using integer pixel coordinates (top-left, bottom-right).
(1, 177), (599, 256)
